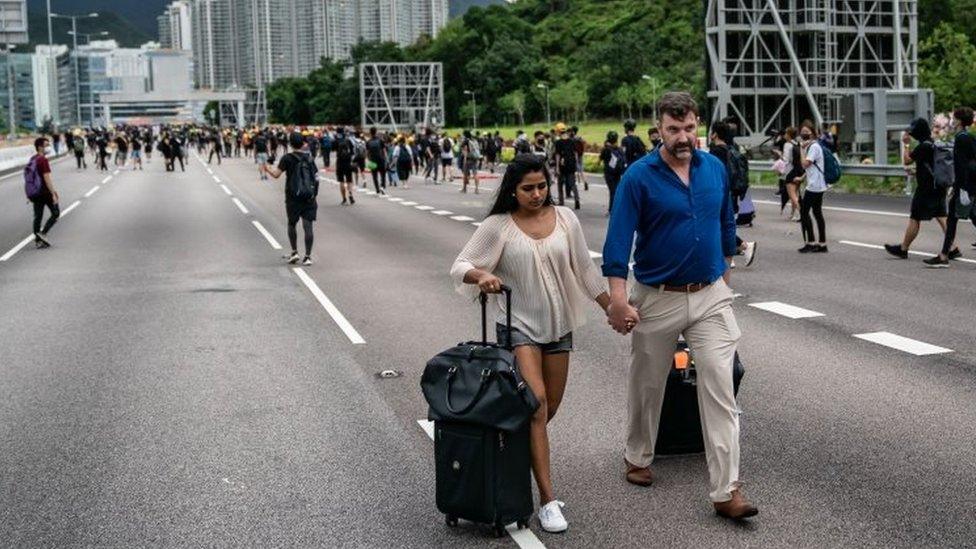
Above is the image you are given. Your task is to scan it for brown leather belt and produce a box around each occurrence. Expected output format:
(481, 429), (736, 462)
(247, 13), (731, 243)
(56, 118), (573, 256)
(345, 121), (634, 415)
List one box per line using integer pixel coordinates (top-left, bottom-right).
(651, 282), (711, 293)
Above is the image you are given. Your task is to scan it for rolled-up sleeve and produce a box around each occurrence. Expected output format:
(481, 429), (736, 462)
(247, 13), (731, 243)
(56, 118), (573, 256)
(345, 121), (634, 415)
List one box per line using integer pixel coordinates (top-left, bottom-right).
(564, 208), (608, 299)
(720, 167), (737, 258)
(601, 171), (639, 278)
(450, 215), (504, 299)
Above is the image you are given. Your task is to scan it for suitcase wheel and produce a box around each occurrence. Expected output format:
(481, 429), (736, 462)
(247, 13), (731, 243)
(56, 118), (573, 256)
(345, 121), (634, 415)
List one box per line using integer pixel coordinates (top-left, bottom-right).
(492, 524), (507, 538)
(445, 515), (459, 528)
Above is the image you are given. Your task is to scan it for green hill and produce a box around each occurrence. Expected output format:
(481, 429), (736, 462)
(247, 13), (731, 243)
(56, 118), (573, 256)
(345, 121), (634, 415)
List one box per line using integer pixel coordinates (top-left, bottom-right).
(25, 8), (151, 50)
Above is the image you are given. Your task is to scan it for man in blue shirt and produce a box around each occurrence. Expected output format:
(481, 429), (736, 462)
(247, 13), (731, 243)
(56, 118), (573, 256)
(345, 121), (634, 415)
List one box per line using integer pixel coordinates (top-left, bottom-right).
(603, 92), (758, 520)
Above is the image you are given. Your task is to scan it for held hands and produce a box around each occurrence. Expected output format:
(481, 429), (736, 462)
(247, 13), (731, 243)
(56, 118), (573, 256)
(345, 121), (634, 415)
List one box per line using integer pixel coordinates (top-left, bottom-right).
(477, 273), (504, 294)
(607, 299), (639, 335)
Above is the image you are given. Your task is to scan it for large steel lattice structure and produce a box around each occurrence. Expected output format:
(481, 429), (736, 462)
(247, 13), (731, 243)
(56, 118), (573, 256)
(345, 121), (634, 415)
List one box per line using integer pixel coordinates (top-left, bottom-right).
(706, 0), (918, 146)
(359, 62), (444, 132)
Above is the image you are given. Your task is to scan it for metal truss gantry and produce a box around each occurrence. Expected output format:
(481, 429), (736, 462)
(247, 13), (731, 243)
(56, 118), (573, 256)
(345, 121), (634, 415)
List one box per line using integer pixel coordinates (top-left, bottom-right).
(359, 62), (444, 133)
(218, 88), (267, 128)
(706, 0), (918, 147)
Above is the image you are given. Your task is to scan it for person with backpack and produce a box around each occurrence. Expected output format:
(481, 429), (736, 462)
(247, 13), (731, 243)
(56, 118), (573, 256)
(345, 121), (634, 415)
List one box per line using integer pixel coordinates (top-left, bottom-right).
(884, 118), (953, 260)
(779, 127), (803, 221)
(392, 135), (413, 188)
(794, 120), (830, 253)
(621, 119), (647, 170)
(254, 130), (269, 180)
(263, 133), (319, 266)
(25, 137), (60, 249)
(450, 153), (610, 533)
(709, 121), (756, 266)
(598, 131), (626, 214)
(461, 130), (481, 193)
(334, 128), (356, 205)
(925, 107), (975, 268)
(365, 127), (387, 195)
(72, 133), (86, 169)
(423, 129), (441, 183)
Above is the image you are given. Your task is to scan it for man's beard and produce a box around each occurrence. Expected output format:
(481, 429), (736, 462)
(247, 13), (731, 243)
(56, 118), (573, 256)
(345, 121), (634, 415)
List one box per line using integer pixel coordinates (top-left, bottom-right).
(666, 139), (695, 157)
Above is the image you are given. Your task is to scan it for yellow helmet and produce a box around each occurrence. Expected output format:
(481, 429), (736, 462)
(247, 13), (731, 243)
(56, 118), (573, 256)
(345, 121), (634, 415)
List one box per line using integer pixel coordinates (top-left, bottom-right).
(554, 122), (567, 133)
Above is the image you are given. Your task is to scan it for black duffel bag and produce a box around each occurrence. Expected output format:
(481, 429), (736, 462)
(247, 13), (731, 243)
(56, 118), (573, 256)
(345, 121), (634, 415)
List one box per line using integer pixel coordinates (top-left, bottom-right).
(421, 286), (539, 432)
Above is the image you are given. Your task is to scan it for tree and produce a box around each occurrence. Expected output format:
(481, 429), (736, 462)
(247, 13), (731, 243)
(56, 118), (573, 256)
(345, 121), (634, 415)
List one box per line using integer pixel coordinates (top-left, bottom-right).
(635, 75), (663, 122)
(550, 79), (588, 122)
(919, 24), (976, 112)
(612, 84), (634, 119)
(498, 90), (527, 126)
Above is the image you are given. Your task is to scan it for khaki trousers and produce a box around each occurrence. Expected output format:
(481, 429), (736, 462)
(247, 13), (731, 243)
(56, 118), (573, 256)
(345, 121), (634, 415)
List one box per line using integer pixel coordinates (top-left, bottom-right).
(625, 278), (742, 502)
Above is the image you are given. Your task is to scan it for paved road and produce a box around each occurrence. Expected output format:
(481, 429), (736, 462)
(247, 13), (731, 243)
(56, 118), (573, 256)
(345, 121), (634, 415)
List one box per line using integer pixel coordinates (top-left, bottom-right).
(1, 153), (975, 547)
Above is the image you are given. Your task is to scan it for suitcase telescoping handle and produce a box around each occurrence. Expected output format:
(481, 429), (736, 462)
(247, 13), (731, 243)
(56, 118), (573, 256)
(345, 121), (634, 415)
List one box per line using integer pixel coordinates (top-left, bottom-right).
(479, 285), (512, 348)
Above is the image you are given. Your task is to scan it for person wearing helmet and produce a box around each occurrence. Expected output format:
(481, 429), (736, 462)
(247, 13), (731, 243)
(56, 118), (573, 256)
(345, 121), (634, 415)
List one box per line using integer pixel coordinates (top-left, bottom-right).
(599, 130), (626, 214)
(621, 119), (646, 169)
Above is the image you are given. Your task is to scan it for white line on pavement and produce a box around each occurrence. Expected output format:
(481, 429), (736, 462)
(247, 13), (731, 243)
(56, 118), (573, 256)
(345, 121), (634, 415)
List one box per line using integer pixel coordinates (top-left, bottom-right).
(213, 175), (221, 183)
(84, 185), (100, 198)
(0, 235), (34, 262)
(232, 197), (249, 214)
(749, 301), (825, 319)
(415, 205), (435, 211)
(840, 240), (976, 264)
(61, 200), (81, 216)
(852, 331), (952, 356)
(206, 168), (213, 175)
(101, 176), (112, 184)
(400, 201), (418, 206)
(471, 222), (482, 227)
(387, 197), (404, 202)
(113, 169), (120, 175)
(431, 210), (453, 215)
(415, 419), (546, 548)
(450, 215), (474, 222)
(293, 268), (366, 345)
(252, 220), (282, 249)
(220, 184), (233, 196)
(754, 199), (908, 218)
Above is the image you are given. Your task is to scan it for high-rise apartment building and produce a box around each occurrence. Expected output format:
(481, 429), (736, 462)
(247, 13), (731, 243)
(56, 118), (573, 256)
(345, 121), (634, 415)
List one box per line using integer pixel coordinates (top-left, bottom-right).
(159, 1), (193, 51)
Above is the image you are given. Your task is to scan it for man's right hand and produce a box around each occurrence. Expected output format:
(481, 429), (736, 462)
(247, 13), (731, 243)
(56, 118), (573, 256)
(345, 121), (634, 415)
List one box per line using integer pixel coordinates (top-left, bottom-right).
(607, 299), (640, 335)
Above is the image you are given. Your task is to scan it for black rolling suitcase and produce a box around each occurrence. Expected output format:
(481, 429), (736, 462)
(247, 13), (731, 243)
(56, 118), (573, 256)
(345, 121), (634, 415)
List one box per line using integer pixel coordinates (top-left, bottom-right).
(654, 341), (745, 455)
(421, 287), (538, 537)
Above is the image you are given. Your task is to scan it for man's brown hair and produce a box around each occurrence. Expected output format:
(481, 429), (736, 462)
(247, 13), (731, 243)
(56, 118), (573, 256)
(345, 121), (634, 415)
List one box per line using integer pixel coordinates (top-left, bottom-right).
(656, 92), (699, 122)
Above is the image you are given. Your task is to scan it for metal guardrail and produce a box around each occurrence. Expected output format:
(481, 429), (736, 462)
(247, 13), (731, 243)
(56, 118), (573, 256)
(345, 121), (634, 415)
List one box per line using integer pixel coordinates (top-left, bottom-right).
(748, 160), (907, 178)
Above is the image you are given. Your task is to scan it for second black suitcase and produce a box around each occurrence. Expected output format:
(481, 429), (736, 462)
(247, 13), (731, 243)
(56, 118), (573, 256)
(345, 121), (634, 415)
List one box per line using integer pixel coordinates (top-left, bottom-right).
(654, 341), (745, 456)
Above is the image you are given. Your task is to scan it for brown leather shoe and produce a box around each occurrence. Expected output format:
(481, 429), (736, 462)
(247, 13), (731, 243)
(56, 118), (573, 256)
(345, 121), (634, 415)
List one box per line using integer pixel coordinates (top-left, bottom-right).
(713, 489), (758, 520)
(624, 459), (653, 486)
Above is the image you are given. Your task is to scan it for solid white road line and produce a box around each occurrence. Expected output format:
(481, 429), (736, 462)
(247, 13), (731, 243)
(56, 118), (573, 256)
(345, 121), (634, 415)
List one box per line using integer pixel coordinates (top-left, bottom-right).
(450, 215), (474, 222)
(84, 185), (100, 198)
(852, 331), (952, 356)
(101, 176), (112, 184)
(213, 175), (221, 183)
(754, 199), (908, 218)
(416, 419), (546, 549)
(220, 184), (233, 196)
(252, 220), (282, 250)
(232, 197), (249, 214)
(431, 210), (453, 215)
(415, 205), (434, 211)
(839, 239), (976, 264)
(749, 301), (825, 319)
(0, 235), (34, 262)
(293, 268), (366, 345)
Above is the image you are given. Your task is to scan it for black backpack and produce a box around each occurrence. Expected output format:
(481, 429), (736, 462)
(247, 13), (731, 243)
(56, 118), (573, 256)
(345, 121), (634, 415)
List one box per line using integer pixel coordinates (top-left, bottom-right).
(288, 153), (319, 201)
(336, 137), (353, 160)
(725, 145), (750, 197)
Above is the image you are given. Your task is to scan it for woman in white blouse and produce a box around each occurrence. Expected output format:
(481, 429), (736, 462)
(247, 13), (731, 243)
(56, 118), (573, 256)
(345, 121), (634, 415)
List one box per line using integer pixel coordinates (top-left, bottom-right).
(451, 154), (610, 533)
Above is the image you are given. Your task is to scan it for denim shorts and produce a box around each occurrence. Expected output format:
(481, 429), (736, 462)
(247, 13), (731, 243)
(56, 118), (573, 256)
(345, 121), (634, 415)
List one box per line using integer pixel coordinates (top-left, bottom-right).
(496, 323), (573, 354)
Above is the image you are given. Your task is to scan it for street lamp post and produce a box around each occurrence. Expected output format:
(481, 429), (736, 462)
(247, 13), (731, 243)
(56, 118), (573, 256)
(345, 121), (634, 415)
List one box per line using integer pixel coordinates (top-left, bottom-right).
(536, 83), (550, 128)
(68, 31), (109, 45)
(52, 12), (99, 127)
(463, 89), (476, 130)
(641, 74), (660, 123)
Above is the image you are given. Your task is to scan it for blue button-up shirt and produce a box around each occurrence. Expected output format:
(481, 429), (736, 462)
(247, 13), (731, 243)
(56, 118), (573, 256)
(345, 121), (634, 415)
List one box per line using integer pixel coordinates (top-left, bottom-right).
(601, 148), (737, 285)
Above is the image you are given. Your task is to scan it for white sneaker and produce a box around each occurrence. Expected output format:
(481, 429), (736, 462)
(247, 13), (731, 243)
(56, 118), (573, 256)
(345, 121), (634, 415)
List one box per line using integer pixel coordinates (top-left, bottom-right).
(741, 241), (757, 267)
(538, 500), (567, 533)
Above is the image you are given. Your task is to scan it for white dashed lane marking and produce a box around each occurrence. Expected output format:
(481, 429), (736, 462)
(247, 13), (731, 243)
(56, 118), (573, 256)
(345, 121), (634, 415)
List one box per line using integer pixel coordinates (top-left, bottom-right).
(415, 205), (434, 211)
(840, 240), (976, 264)
(84, 186), (100, 198)
(252, 220), (282, 249)
(101, 176), (112, 184)
(749, 301), (825, 319)
(852, 332), (952, 356)
(232, 197), (249, 214)
(400, 201), (418, 206)
(432, 210), (453, 215)
(220, 184), (233, 196)
(450, 215), (475, 222)
(293, 267), (366, 345)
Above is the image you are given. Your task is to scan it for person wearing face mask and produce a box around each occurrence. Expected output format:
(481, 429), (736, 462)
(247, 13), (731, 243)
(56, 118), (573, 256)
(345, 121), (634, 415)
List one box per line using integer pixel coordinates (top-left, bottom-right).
(794, 120), (829, 253)
(450, 154), (609, 533)
(884, 118), (953, 260)
(603, 91), (757, 521)
(923, 107), (974, 267)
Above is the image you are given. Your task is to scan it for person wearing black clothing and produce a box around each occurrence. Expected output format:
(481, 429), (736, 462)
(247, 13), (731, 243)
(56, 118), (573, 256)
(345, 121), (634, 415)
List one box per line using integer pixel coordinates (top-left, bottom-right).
(207, 132), (222, 165)
(709, 121), (756, 266)
(620, 119), (646, 169)
(424, 130), (441, 183)
(366, 127), (387, 195)
(97, 135), (109, 171)
(885, 118), (951, 259)
(598, 131), (625, 214)
(925, 108), (974, 267)
(264, 133), (318, 266)
(554, 129), (580, 209)
(27, 138), (60, 249)
(171, 137), (185, 172)
(334, 129), (356, 205)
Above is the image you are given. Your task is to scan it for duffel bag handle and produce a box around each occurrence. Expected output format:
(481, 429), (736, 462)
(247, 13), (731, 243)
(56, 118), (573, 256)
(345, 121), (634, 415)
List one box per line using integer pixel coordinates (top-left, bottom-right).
(479, 285), (512, 347)
(445, 366), (492, 415)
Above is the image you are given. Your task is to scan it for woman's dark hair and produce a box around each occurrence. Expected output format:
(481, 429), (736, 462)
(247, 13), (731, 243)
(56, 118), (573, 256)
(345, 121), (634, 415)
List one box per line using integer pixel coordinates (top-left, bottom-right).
(953, 107), (974, 128)
(487, 154), (553, 217)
